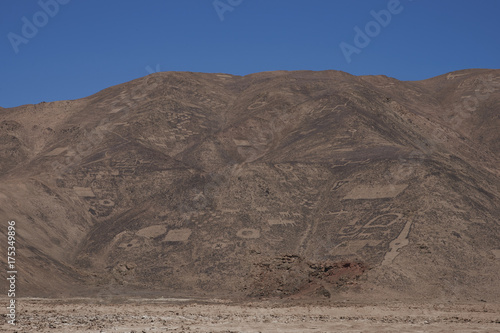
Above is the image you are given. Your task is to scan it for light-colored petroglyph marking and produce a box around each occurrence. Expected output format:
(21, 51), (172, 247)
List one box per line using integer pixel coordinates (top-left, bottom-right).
(344, 184), (408, 200)
(347, 218), (359, 226)
(316, 105), (328, 113)
(275, 164), (294, 172)
(338, 225), (363, 237)
(447, 73), (466, 80)
(357, 232), (375, 238)
(382, 220), (413, 266)
(332, 102), (348, 112)
(164, 228), (192, 242)
(99, 199), (115, 207)
(330, 240), (381, 256)
(300, 129), (316, 136)
(311, 103), (346, 115)
(247, 101), (267, 110)
(268, 219), (296, 226)
(364, 213), (403, 228)
(109, 107), (124, 114)
(299, 199), (316, 209)
(233, 139), (251, 146)
(491, 249), (500, 259)
(236, 228), (260, 239)
(327, 210), (348, 216)
(45, 147), (68, 156)
(136, 225), (167, 238)
(256, 207), (268, 212)
(331, 159), (370, 168)
(112, 231), (128, 243)
(212, 242), (230, 249)
(274, 164), (300, 181)
(64, 149), (77, 157)
(73, 187), (95, 197)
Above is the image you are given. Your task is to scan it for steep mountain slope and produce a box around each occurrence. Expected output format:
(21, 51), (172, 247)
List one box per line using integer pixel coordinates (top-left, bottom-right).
(1, 69), (499, 302)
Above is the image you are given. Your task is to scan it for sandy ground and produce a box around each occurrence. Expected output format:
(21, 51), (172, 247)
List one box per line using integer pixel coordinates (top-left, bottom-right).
(2, 298), (500, 332)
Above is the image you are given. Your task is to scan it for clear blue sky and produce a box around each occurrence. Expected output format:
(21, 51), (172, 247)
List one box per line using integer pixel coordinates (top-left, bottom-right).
(1, 0), (499, 108)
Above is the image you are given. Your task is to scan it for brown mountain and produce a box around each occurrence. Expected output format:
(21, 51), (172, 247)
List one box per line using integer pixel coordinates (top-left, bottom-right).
(1, 69), (499, 302)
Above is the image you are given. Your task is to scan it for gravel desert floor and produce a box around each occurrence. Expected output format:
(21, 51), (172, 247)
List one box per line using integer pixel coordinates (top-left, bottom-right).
(2, 298), (500, 332)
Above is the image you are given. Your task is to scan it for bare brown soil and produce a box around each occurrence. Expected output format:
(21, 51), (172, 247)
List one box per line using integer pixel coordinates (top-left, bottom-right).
(3, 299), (500, 332)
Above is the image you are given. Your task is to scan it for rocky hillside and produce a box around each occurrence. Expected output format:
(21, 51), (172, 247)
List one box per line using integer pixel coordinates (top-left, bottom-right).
(1, 69), (499, 302)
